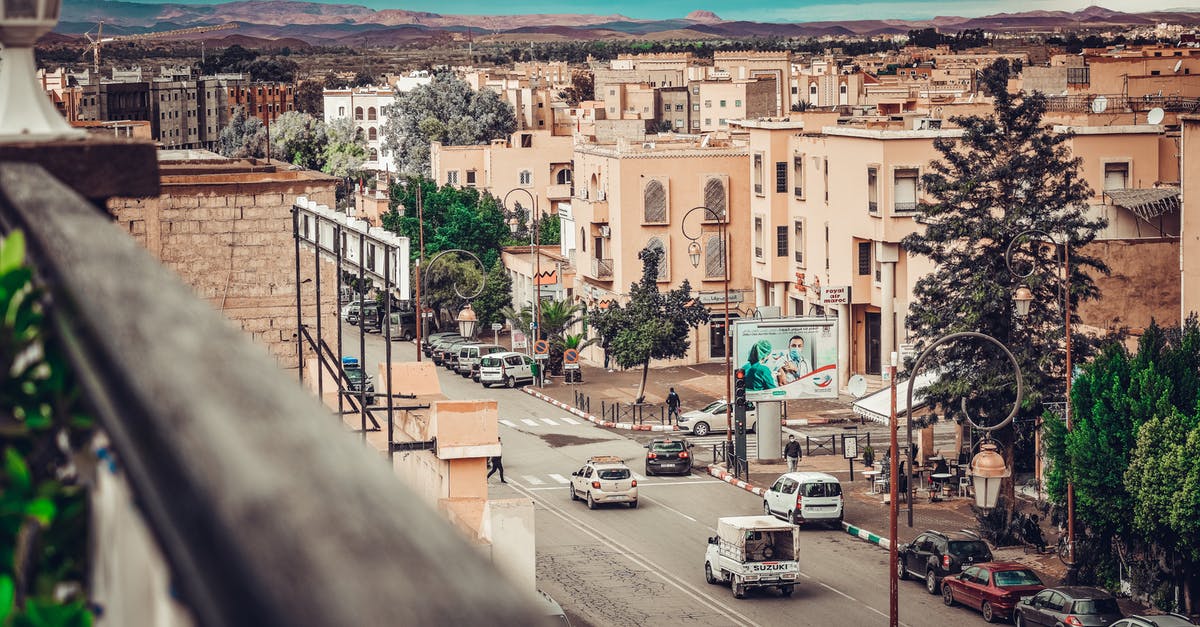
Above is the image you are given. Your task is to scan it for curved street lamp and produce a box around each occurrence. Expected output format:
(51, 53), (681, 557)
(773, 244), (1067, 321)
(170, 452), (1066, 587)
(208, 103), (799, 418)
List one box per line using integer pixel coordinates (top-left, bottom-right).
(1005, 228), (1076, 567)
(680, 205), (733, 450)
(419, 248), (486, 344)
(504, 188), (541, 348)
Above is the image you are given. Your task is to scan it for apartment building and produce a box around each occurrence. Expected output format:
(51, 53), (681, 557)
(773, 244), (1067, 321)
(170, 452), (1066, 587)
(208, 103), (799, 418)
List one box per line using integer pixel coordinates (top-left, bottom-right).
(714, 50), (793, 115)
(571, 135), (755, 366)
(323, 86), (395, 172)
(692, 79), (776, 132)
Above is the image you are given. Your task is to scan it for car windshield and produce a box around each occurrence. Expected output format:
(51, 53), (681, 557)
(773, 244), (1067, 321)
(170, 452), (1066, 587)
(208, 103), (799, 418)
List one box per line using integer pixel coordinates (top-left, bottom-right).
(480, 357), (501, 367)
(949, 541), (990, 559)
(1072, 598), (1119, 614)
(993, 569), (1041, 587)
(700, 401), (726, 413)
(344, 369), (364, 383)
(651, 441), (685, 453)
(598, 469), (631, 480)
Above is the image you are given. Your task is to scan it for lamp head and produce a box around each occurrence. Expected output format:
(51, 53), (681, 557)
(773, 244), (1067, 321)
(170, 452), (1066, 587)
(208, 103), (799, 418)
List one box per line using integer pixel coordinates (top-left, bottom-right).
(1013, 285), (1033, 318)
(687, 240), (702, 268)
(456, 302), (479, 338)
(969, 442), (1011, 509)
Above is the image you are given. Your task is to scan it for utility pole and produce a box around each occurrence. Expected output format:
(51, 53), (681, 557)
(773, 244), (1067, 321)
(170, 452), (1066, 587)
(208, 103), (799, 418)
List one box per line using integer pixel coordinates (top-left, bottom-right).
(888, 351), (899, 627)
(415, 183), (426, 360)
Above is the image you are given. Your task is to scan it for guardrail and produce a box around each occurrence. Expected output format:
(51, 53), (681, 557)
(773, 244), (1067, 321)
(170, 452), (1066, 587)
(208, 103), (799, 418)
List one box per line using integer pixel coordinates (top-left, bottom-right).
(0, 162), (542, 626)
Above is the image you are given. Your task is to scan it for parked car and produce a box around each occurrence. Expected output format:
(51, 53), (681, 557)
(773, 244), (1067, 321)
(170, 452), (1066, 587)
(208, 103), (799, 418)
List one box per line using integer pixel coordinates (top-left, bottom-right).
(704, 516), (799, 599)
(340, 356), (375, 405)
(1014, 586), (1123, 627)
(379, 312), (417, 341)
(432, 337), (469, 365)
(677, 400), (757, 437)
(761, 471), (843, 527)
(479, 351), (537, 388)
(644, 437), (694, 476)
(440, 339), (478, 370)
(569, 455), (638, 509)
(423, 332), (461, 357)
(941, 562), (1046, 623)
(456, 343), (505, 378)
(898, 529), (994, 595)
(1110, 615), (1197, 627)
(344, 302), (379, 327)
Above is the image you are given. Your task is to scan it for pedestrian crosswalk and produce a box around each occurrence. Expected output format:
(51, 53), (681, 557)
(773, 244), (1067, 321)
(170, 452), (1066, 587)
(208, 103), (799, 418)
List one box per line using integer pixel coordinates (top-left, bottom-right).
(686, 433), (759, 449)
(498, 416), (582, 429)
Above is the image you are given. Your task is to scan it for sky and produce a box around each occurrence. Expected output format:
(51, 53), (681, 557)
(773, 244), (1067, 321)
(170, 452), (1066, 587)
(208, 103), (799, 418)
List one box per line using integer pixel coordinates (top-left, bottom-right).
(139, 0), (1197, 22)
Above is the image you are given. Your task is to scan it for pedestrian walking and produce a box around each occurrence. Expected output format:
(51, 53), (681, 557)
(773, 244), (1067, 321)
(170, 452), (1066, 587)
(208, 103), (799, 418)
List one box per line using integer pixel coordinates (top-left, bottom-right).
(487, 437), (506, 483)
(666, 387), (681, 422)
(784, 434), (802, 472)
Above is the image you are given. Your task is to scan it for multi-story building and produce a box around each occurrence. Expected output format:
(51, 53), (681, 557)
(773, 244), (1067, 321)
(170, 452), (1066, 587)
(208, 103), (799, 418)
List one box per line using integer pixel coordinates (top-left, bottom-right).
(713, 50), (793, 116)
(692, 79), (776, 132)
(571, 135), (755, 366)
(323, 75), (433, 173)
(226, 82), (295, 128)
(150, 80), (200, 149)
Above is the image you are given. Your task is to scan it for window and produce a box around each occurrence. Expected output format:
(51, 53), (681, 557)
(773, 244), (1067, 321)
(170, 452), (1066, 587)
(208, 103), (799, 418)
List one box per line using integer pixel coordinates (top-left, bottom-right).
(793, 155), (804, 198)
(776, 226), (788, 257)
(646, 237), (668, 281)
(1104, 162), (1129, 190)
(794, 220), (805, 266)
(703, 178), (727, 218)
(775, 161), (788, 193)
(466, 170), (477, 186)
(354, 106), (363, 120)
(704, 118), (712, 126)
(704, 99), (713, 108)
(735, 99), (742, 107)
(369, 148), (378, 161)
(719, 99), (727, 107)
(692, 86), (700, 95)
(858, 242), (871, 275)
(643, 180), (667, 223)
(556, 169), (572, 185)
(521, 134), (533, 148)
(664, 104), (671, 113)
(447, 170), (459, 185)
(718, 118), (727, 126)
(367, 107), (377, 121)
(693, 104), (700, 112)
(368, 127), (377, 141)
(753, 154), (764, 195)
(705, 235), (725, 278)
(675, 104), (684, 111)
(754, 217), (764, 259)
(519, 170), (532, 186)
(868, 167), (879, 213)
(338, 106), (346, 116)
(893, 168), (918, 212)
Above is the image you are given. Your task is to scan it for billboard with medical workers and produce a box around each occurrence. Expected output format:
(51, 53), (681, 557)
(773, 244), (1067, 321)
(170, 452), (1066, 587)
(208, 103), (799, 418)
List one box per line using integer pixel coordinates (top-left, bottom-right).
(732, 317), (839, 401)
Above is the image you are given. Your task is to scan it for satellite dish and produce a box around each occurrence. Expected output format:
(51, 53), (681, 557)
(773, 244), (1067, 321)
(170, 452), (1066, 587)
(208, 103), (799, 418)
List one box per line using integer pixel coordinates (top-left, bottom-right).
(1174, 59), (1183, 73)
(848, 375), (868, 399)
(1147, 107), (1165, 125)
(1091, 95), (1108, 114)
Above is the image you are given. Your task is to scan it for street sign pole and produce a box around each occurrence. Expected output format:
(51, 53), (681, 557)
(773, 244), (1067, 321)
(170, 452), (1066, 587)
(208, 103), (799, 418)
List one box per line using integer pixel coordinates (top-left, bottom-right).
(491, 321), (502, 346)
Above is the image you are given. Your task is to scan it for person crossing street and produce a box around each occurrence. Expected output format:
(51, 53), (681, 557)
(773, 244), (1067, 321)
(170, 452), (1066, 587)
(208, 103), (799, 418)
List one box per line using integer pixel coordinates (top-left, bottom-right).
(487, 437), (506, 483)
(784, 435), (802, 472)
(666, 387), (681, 423)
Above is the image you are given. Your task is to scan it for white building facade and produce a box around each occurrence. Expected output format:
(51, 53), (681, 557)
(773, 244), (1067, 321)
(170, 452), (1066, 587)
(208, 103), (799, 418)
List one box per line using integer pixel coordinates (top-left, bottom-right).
(323, 74), (432, 173)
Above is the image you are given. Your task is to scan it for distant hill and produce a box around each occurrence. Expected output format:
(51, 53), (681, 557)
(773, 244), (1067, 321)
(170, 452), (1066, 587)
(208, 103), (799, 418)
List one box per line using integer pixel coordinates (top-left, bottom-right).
(53, 1), (1200, 45)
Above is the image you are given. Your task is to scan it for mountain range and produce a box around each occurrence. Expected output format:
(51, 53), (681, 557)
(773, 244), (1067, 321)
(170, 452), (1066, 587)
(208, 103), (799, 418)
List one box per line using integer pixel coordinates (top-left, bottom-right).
(51, 2), (1200, 46)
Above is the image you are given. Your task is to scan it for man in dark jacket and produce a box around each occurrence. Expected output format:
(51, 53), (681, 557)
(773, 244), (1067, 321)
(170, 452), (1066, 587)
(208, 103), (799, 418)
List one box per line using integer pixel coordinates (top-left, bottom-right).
(784, 434), (802, 472)
(487, 437), (506, 483)
(666, 387), (681, 422)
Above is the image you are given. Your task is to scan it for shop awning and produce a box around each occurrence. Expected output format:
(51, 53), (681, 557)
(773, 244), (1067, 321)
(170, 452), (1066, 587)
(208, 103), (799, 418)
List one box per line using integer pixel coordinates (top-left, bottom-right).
(1105, 187), (1181, 221)
(851, 369), (942, 426)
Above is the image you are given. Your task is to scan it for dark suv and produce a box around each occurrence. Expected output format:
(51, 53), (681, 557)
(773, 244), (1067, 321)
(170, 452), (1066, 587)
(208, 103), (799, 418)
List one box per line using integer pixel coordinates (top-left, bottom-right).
(898, 529), (993, 595)
(644, 437), (694, 476)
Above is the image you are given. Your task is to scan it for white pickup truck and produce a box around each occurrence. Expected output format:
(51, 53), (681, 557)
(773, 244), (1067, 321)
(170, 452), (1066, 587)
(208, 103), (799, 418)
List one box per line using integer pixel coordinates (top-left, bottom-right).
(704, 516), (799, 599)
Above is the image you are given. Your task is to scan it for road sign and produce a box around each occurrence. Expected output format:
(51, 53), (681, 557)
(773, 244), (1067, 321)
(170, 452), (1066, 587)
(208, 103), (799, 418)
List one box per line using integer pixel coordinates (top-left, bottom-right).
(534, 353), (550, 360)
(534, 339), (550, 355)
(563, 348), (579, 364)
(512, 331), (527, 349)
(491, 322), (503, 331)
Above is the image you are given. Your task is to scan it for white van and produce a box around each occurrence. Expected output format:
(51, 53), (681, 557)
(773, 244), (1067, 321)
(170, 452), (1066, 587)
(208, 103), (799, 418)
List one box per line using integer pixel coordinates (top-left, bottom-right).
(762, 471), (844, 527)
(479, 351), (537, 388)
(456, 343), (506, 379)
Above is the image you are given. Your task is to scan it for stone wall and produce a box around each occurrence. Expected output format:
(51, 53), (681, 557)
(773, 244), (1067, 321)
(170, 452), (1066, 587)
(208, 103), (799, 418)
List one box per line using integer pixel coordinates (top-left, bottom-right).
(110, 161), (340, 370)
(1078, 237), (1180, 332)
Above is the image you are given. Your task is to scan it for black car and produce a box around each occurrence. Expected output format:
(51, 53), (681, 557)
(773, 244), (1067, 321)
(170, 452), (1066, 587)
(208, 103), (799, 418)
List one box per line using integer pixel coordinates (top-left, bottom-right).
(898, 529), (993, 595)
(1015, 586), (1123, 627)
(341, 358), (375, 406)
(644, 437), (694, 476)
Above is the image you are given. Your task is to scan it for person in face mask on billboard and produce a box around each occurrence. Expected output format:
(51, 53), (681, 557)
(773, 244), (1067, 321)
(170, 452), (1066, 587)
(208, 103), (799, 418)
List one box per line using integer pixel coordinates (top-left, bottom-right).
(775, 335), (810, 386)
(740, 339), (777, 392)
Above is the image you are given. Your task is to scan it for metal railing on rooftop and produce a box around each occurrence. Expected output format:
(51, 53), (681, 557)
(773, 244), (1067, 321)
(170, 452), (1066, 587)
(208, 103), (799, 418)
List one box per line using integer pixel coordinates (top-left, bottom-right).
(0, 162), (544, 627)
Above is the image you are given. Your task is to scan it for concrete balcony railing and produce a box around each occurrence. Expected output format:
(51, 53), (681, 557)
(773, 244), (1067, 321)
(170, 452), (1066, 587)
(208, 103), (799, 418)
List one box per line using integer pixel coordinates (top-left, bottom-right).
(590, 257), (614, 279)
(545, 183), (573, 200)
(0, 160), (543, 626)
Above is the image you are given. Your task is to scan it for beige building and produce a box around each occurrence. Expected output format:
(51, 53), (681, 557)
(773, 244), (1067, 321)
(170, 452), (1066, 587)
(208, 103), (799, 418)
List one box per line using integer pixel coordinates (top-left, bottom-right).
(714, 50), (793, 116)
(694, 79), (777, 132)
(1182, 115), (1200, 319)
(430, 128), (575, 219)
(571, 135), (755, 365)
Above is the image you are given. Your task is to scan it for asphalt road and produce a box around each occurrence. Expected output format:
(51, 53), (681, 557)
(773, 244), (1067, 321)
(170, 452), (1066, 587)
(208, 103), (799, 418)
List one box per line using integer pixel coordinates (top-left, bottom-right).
(344, 324), (989, 627)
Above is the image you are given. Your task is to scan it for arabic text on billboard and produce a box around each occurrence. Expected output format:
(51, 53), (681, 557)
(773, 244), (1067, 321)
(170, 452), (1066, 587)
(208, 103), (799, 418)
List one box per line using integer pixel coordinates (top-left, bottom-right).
(733, 317), (839, 401)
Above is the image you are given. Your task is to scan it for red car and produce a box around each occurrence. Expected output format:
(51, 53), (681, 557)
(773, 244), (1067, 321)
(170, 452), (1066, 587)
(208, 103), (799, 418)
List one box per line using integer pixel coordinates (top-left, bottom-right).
(942, 562), (1046, 623)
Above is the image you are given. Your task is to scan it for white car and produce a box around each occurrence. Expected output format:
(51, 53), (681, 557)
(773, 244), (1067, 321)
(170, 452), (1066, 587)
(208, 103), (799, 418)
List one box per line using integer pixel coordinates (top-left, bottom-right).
(569, 455), (638, 509)
(478, 351), (537, 388)
(762, 471), (844, 527)
(677, 400), (757, 437)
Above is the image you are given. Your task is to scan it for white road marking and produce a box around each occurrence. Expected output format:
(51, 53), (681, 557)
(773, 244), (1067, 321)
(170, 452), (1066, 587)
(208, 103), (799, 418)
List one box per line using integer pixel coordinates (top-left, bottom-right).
(820, 582), (856, 601)
(540, 418), (559, 426)
(499, 419), (517, 428)
(560, 416), (580, 425)
(523, 475), (545, 485)
(521, 418), (539, 427)
(640, 495), (697, 522)
(548, 473), (570, 484)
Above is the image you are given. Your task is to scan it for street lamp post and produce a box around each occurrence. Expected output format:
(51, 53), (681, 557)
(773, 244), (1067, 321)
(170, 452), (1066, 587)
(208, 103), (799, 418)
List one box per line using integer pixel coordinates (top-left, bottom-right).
(504, 188), (541, 351)
(420, 248), (487, 341)
(682, 205), (733, 449)
(1006, 228), (1075, 568)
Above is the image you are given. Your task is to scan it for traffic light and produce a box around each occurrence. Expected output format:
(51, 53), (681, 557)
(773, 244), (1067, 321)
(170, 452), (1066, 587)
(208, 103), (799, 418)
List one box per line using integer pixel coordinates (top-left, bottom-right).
(734, 368), (746, 407)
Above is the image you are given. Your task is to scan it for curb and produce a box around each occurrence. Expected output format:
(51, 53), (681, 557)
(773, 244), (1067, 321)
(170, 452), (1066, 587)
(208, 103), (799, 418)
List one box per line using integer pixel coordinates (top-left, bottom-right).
(704, 464), (892, 551)
(782, 418), (837, 427)
(522, 388), (682, 432)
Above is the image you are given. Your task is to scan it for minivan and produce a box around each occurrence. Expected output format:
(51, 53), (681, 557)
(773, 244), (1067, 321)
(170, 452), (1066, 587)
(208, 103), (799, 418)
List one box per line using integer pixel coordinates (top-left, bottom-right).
(379, 312), (417, 341)
(456, 343), (506, 379)
(439, 338), (478, 369)
(762, 471), (844, 527)
(479, 351), (537, 388)
(344, 302), (379, 327)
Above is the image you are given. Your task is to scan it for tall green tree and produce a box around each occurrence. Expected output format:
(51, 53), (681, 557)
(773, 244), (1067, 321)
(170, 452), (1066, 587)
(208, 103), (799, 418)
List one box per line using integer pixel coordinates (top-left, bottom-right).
(382, 176), (512, 267)
(320, 117), (367, 180)
(472, 263), (513, 332)
(902, 59), (1107, 522)
(217, 108), (267, 159)
(294, 79), (325, 117)
(379, 72), (517, 176)
(269, 111), (326, 170)
(588, 247), (709, 403)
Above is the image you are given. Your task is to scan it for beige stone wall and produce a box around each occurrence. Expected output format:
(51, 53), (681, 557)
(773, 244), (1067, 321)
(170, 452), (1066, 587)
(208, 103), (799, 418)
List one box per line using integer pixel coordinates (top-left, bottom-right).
(1078, 238), (1180, 332)
(111, 169), (340, 370)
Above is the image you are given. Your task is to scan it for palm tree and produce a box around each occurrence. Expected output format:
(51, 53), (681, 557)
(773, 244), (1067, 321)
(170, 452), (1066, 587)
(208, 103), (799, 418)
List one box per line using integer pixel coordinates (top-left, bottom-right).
(499, 303), (532, 334)
(537, 299), (583, 340)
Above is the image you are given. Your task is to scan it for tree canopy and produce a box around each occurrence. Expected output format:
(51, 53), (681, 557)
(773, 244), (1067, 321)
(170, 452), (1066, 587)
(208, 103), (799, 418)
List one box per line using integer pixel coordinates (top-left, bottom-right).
(320, 117), (368, 180)
(217, 108), (266, 159)
(379, 72), (517, 176)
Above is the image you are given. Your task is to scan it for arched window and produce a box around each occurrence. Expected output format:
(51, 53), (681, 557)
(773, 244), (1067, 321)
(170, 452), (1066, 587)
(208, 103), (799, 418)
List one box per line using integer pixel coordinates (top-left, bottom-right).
(839, 84), (848, 94)
(519, 170), (532, 186)
(556, 168), (573, 185)
(338, 106), (346, 116)
(368, 127), (377, 141)
(367, 107), (377, 121)
(354, 106), (363, 121)
(704, 235), (725, 278)
(703, 178), (726, 219)
(645, 237), (668, 281)
(369, 148), (378, 161)
(643, 180), (667, 223)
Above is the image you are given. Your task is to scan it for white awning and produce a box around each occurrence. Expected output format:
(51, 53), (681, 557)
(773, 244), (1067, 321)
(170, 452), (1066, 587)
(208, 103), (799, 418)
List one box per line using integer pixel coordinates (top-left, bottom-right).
(851, 369), (942, 426)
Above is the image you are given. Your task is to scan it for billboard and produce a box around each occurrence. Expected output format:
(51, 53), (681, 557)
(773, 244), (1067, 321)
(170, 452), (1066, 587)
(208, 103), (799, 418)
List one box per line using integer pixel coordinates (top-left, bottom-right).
(732, 317), (839, 401)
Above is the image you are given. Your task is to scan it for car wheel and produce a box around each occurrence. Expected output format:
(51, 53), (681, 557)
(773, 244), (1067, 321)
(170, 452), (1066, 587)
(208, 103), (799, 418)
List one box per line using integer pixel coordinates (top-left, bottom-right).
(628, 500), (637, 509)
(693, 422), (710, 437)
(482, 382), (491, 388)
(1013, 615), (1024, 627)
(791, 510), (802, 525)
(925, 569), (939, 594)
(472, 374), (480, 382)
(569, 486), (578, 501)
(732, 577), (746, 599)
(780, 584), (794, 597)
(941, 582), (955, 606)
(896, 557), (907, 581)
(981, 601), (996, 623)
(705, 563), (718, 585)
(587, 493), (596, 510)
(645, 467), (654, 477)
(506, 376), (516, 389)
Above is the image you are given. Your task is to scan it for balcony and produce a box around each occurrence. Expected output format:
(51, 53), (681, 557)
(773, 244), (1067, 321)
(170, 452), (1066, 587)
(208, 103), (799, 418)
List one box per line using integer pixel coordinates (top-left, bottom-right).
(0, 156), (541, 624)
(545, 183), (573, 200)
(590, 257), (614, 279)
(579, 196), (609, 223)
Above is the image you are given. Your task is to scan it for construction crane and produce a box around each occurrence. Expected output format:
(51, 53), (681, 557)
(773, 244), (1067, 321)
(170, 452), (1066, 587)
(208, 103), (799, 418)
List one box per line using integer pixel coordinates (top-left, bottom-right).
(83, 21), (238, 77)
